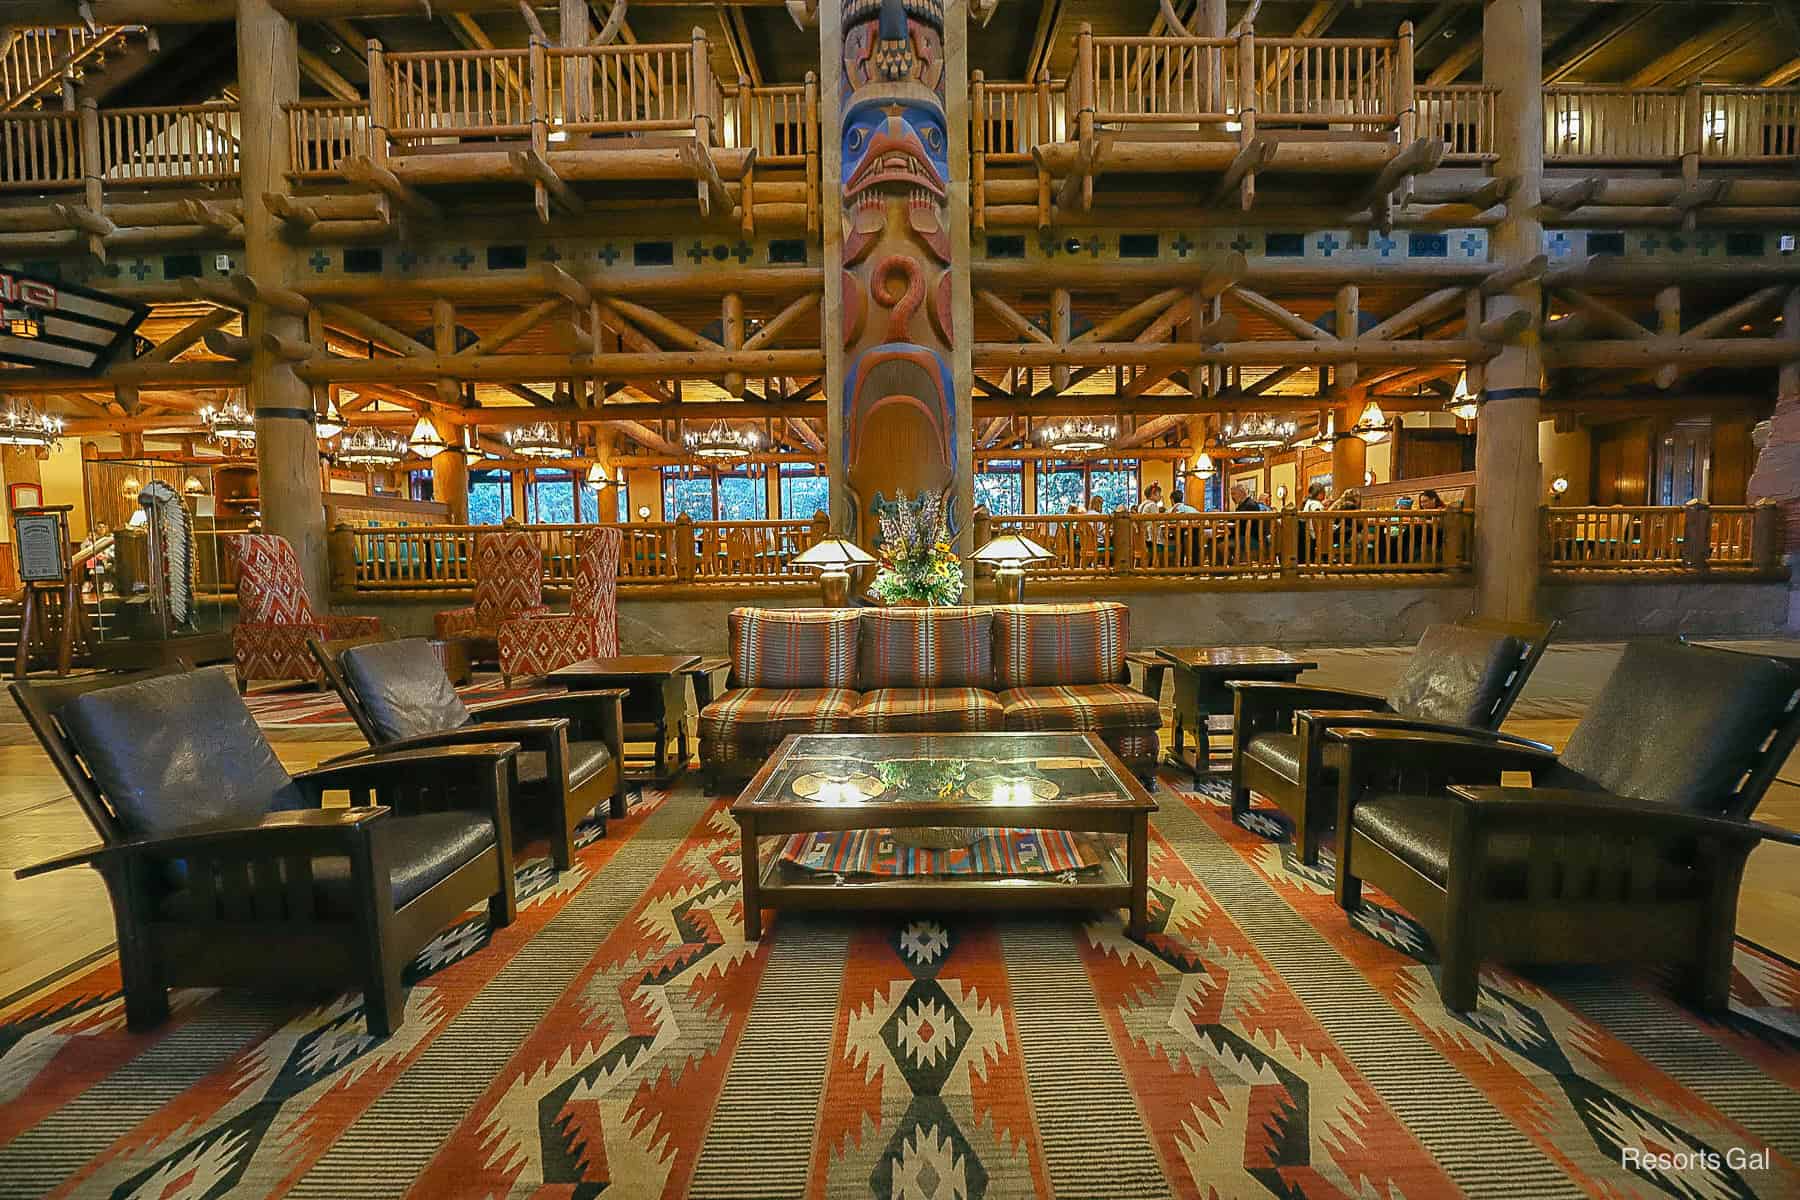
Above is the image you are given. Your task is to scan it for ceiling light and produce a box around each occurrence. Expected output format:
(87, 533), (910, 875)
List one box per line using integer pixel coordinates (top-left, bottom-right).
(200, 398), (255, 446)
(1218, 413), (1298, 451)
(408, 415), (449, 459)
(316, 393), (345, 440)
(0, 399), (63, 449)
(1446, 371), (1479, 421)
(684, 419), (759, 460)
(508, 421), (571, 460)
(1039, 418), (1116, 454)
(1352, 400), (1389, 444)
(336, 427), (408, 469)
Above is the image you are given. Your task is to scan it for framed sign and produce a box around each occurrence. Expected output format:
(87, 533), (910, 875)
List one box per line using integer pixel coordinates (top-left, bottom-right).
(8, 481), (43, 511)
(13, 510), (68, 583)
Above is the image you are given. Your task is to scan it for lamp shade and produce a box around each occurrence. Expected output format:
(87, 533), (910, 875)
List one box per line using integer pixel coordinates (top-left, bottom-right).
(791, 537), (877, 569)
(971, 534), (1054, 566)
(408, 415), (449, 458)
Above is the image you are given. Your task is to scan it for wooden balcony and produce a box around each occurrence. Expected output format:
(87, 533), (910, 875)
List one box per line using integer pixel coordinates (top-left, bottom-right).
(1542, 501), (1782, 577)
(1, 24), (137, 113)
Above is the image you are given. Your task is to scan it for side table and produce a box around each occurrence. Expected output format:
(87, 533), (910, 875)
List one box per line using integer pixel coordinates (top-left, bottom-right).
(1137, 646), (1317, 781)
(548, 654), (705, 785)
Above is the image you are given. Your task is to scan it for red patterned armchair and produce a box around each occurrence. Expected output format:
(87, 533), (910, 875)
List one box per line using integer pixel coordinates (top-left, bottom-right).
(498, 527), (621, 682)
(231, 533), (382, 690)
(433, 529), (548, 661)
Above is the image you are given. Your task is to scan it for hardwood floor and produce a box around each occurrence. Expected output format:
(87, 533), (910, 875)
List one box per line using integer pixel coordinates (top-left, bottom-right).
(3, 640), (1798, 1011)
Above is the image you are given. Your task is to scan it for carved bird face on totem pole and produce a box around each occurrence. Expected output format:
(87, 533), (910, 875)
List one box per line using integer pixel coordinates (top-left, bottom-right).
(840, 0), (957, 538)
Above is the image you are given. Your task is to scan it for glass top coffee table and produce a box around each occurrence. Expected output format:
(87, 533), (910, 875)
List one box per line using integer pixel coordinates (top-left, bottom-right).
(731, 732), (1157, 941)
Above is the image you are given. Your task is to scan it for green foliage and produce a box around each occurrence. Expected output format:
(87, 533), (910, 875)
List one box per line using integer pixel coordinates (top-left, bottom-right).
(869, 491), (965, 606)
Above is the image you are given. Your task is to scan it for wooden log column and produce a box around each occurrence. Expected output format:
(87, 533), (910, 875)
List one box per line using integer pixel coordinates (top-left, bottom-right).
(239, 0), (327, 604)
(1475, 0), (1544, 621)
(1330, 414), (1366, 494)
(1747, 288), (1800, 554)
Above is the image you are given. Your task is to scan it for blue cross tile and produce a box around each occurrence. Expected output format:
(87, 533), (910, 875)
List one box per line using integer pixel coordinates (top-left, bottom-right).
(1695, 234), (1718, 256)
(1037, 231), (1059, 256)
(1229, 233), (1254, 254)
(731, 240), (753, 263)
(687, 241), (709, 264)
(1373, 234), (1397, 258)
(1668, 235), (1686, 253)
(308, 250), (332, 273)
(1086, 236), (1104, 257)
(1546, 231), (1573, 259)
(540, 244), (561, 262)
(1314, 233), (1341, 257)
(101, 261), (121, 278)
(1171, 233), (1194, 258)
(397, 248), (420, 271)
(598, 242), (620, 266)
(1458, 232), (1484, 258)
(127, 259), (152, 281)
(1638, 235), (1661, 256)
(450, 247), (475, 270)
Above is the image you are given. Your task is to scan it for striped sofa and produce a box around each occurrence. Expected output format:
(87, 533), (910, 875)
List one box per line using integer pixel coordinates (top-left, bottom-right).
(698, 603), (1159, 788)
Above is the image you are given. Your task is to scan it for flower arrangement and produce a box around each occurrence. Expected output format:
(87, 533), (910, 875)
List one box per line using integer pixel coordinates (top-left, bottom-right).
(874, 758), (969, 799)
(869, 491), (965, 606)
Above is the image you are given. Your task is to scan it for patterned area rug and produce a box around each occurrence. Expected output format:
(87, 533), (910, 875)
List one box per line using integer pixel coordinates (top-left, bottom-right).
(3, 773), (1797, 1199)
(241, 681), (564, 728)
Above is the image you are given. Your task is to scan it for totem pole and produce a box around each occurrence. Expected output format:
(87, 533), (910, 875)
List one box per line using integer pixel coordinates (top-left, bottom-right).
(836, 0), (960, 541)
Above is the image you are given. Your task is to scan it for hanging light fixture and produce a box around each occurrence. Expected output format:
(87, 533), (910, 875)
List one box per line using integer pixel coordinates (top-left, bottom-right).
(508, 420), (572, 460)
(315, 393), (345, 440)
(683, 419), (760, 460)
(458, 425), (487, 462)
(407, 414), (449, 459)
(584, 462), (612, 488)
(1446, 372), (1479, 421)
(1352, 399), (1390, 443)
(200, 397), (256, 447)
(182, 474), (206, 496)
(0, 399), (63, 449)
(1189, 450), (1216, 478)
(336, 427), (408, 469)
(1218, 413), (1298, 451)
(1038, 418), (1115, 454)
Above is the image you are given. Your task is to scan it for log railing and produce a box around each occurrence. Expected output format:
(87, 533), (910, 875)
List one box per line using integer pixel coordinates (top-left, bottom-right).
(284, 100), (371, 180)
(1416, 84), (1497, 162)
(545, 43), (713, 136)
(728, 82), (815, 169)
(1697, 87), (1800, 162)
(972, 76), (1064, 163)
(384, 47), (533, 143)
(1253, 36), (1400, 128)
(0, 109), (80, 190)
(97, 103), (240, 183)
(1543, 85), (1800, 164)
(1, 25), (135, 112)
(1088, 36), (1241, 126)
(1542, 502), (1781, 573)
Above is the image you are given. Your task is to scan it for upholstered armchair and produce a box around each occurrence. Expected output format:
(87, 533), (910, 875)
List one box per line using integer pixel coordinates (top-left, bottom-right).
(1229, 617), (1556, 865)
(498, 526), (620, 683)
(433, 529), (548, 657)
(1328, 640), (1800, 1013)
(231, 532), (383, 689)
(10, 665), (519, 1038)
(311, 637), (625, 870)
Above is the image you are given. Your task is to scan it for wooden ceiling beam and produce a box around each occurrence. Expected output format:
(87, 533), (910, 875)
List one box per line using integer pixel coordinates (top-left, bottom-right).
(1627, 14), (1759, 87)
(1543, 6), (1662, 85)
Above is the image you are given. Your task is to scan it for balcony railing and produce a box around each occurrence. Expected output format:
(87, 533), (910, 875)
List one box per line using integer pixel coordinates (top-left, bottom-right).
(1542, 502), (1779, 573)
(0, 101), (240, 190)
(1416, 84), (1497, 162)
(1544, 85), (1800, 164)
(285, 100), (371, 180)
(2, 25), (135, 112)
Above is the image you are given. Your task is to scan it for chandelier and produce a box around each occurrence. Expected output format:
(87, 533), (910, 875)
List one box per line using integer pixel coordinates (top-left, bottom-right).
(507, 421), (572, 460)
(201, 398), (256, 446)
(1218, 413), (1298, 451)
(1039, 418), (1115, 454)
(336, 427), (407, 469)
(1446, 372), (1478, 421)
(407, 414), (449, 458)
(684, 419), (759, 460)
(0, 399), (63, 449)
(1352, 399), (1390, 443)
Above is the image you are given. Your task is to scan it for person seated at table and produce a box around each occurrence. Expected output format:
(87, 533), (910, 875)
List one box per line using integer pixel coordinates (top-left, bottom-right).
(1302, 483), (1328, 512)
(1418, 489), (1445, 510)
(1331, 488), (1362, 510)
(1137, 482), (1165, 514)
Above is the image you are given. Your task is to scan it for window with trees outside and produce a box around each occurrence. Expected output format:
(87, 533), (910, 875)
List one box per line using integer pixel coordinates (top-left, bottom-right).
(974, 459), (1024, 514)
(779, 463), (829, 519)
(468, 469), (513, 524)
(525, 470), (577, 523)
(661, 465), (769, 522)
(1033, 459), (1140, 513)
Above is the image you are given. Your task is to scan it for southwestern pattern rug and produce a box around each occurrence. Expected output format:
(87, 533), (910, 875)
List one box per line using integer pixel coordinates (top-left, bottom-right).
(3, 774), (1798, 1199)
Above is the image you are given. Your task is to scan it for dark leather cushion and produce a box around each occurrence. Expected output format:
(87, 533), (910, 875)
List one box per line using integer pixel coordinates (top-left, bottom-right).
(1385, 624), (1526, 728)
(339, 638), (472, 742)
(516, 739), (613, 789)
(61, 665), (307, 840)
(1244, 732), (1305, 784)
(159, 810), (496, 920)
(1559, 641), (1800, 814)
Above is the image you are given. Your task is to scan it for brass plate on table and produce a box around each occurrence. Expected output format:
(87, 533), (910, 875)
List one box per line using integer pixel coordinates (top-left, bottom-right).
(963, 775), (1060, 803)
(790, 771), (887, 801)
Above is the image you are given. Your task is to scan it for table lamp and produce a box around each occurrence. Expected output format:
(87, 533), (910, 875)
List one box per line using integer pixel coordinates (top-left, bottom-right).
(791, 537), (876, 606)
(972, 533), (1054, 604)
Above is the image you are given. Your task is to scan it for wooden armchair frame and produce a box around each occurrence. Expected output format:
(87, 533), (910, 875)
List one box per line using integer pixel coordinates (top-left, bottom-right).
(12, 669), (520, 1038)
(1329, 726), (1800, 1012)
(1228, 616), (1557, 864)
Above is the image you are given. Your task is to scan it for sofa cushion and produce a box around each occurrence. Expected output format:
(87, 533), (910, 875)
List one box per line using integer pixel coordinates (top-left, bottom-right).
(516, 739), (614, 790)
(1559, 641), (1800, 815)
(999, 683), (1160, 735)
(728, 608), (861, 690)
(855, 687), (1004, 733)
(700, 687), (862, 758)
(858, 607), (995, 690)
(61, 665), (309, 841)
(339, 638), (471, 741)
(1385, 624), (1527, 728)
(993, 602), (1128, 688)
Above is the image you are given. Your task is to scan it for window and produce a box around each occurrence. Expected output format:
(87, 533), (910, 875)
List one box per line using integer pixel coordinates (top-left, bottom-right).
(973, 459), (1024, 515)
(526, 469), (577, 523)
(779, 463), (830, 519)
(407, 470), (433, 502)
(616, 480), (630, 522)
(468, 469), (513, 524)
(1033, 458), (1140, 513)
(660, 465), (769, 522)
(578, 479), (600, 523)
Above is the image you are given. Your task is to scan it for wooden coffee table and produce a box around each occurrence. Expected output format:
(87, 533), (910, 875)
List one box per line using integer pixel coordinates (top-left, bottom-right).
(732, 731), (1157, 940)
(1135, 646), (1317, 781)
(546, 654), (711, 785)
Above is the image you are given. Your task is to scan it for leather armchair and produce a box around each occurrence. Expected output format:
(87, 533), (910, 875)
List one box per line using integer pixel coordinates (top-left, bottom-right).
(1328, 641), (1800, 1013)
(1228, 616), (1556, 865)
(311, 637), (625, 870)
(11, 665), (520, 1038)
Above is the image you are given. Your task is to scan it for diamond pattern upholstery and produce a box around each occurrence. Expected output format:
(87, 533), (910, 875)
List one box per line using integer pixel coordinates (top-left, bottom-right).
(499, 527), (621, 680)
(433, 530), (548, 643)
(231, 533), (381, 687)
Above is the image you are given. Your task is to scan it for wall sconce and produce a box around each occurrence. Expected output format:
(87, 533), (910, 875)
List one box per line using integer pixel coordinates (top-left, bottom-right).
(637, 505), (652, 520)
(1551, 476), (1570, 499)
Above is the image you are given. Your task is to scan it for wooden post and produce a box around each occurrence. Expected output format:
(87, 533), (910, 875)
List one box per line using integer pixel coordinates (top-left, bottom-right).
(1074, 23), (1095, 161)
(240, 0), (328, 607)
(804, 71), (820, 237)
(1681, 498), (1711, 572)
(1110, 510), (1135, 575)
(1331, 415), (1366, 492)
(691, 28), (713, 146)
(529, 36), (549, 222)
(1444, 502), (1470, 569)
(1396, 21), (1416, 146)
(1336, 284), (1359, 389)
(76, 98), (104, 261)
(1278, 511), (1300, 579)
(560, 0), (591, 128)
(1752, 497), (1783, 572)
(1035, 70), (1053, 225)
(365, 39), (389, 169)
(327, 522), (358, 596)
(1654, 285), (1680, 390)
(1474, 0), (1544, 621)
(1051, 287), (1072, 392)
(675, 511), (698, 580)
(431, 420), (470, 523)
(722, 291), (745, 398)
(971, 70), (987, 233)
(1681, 82), (1703, 189)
